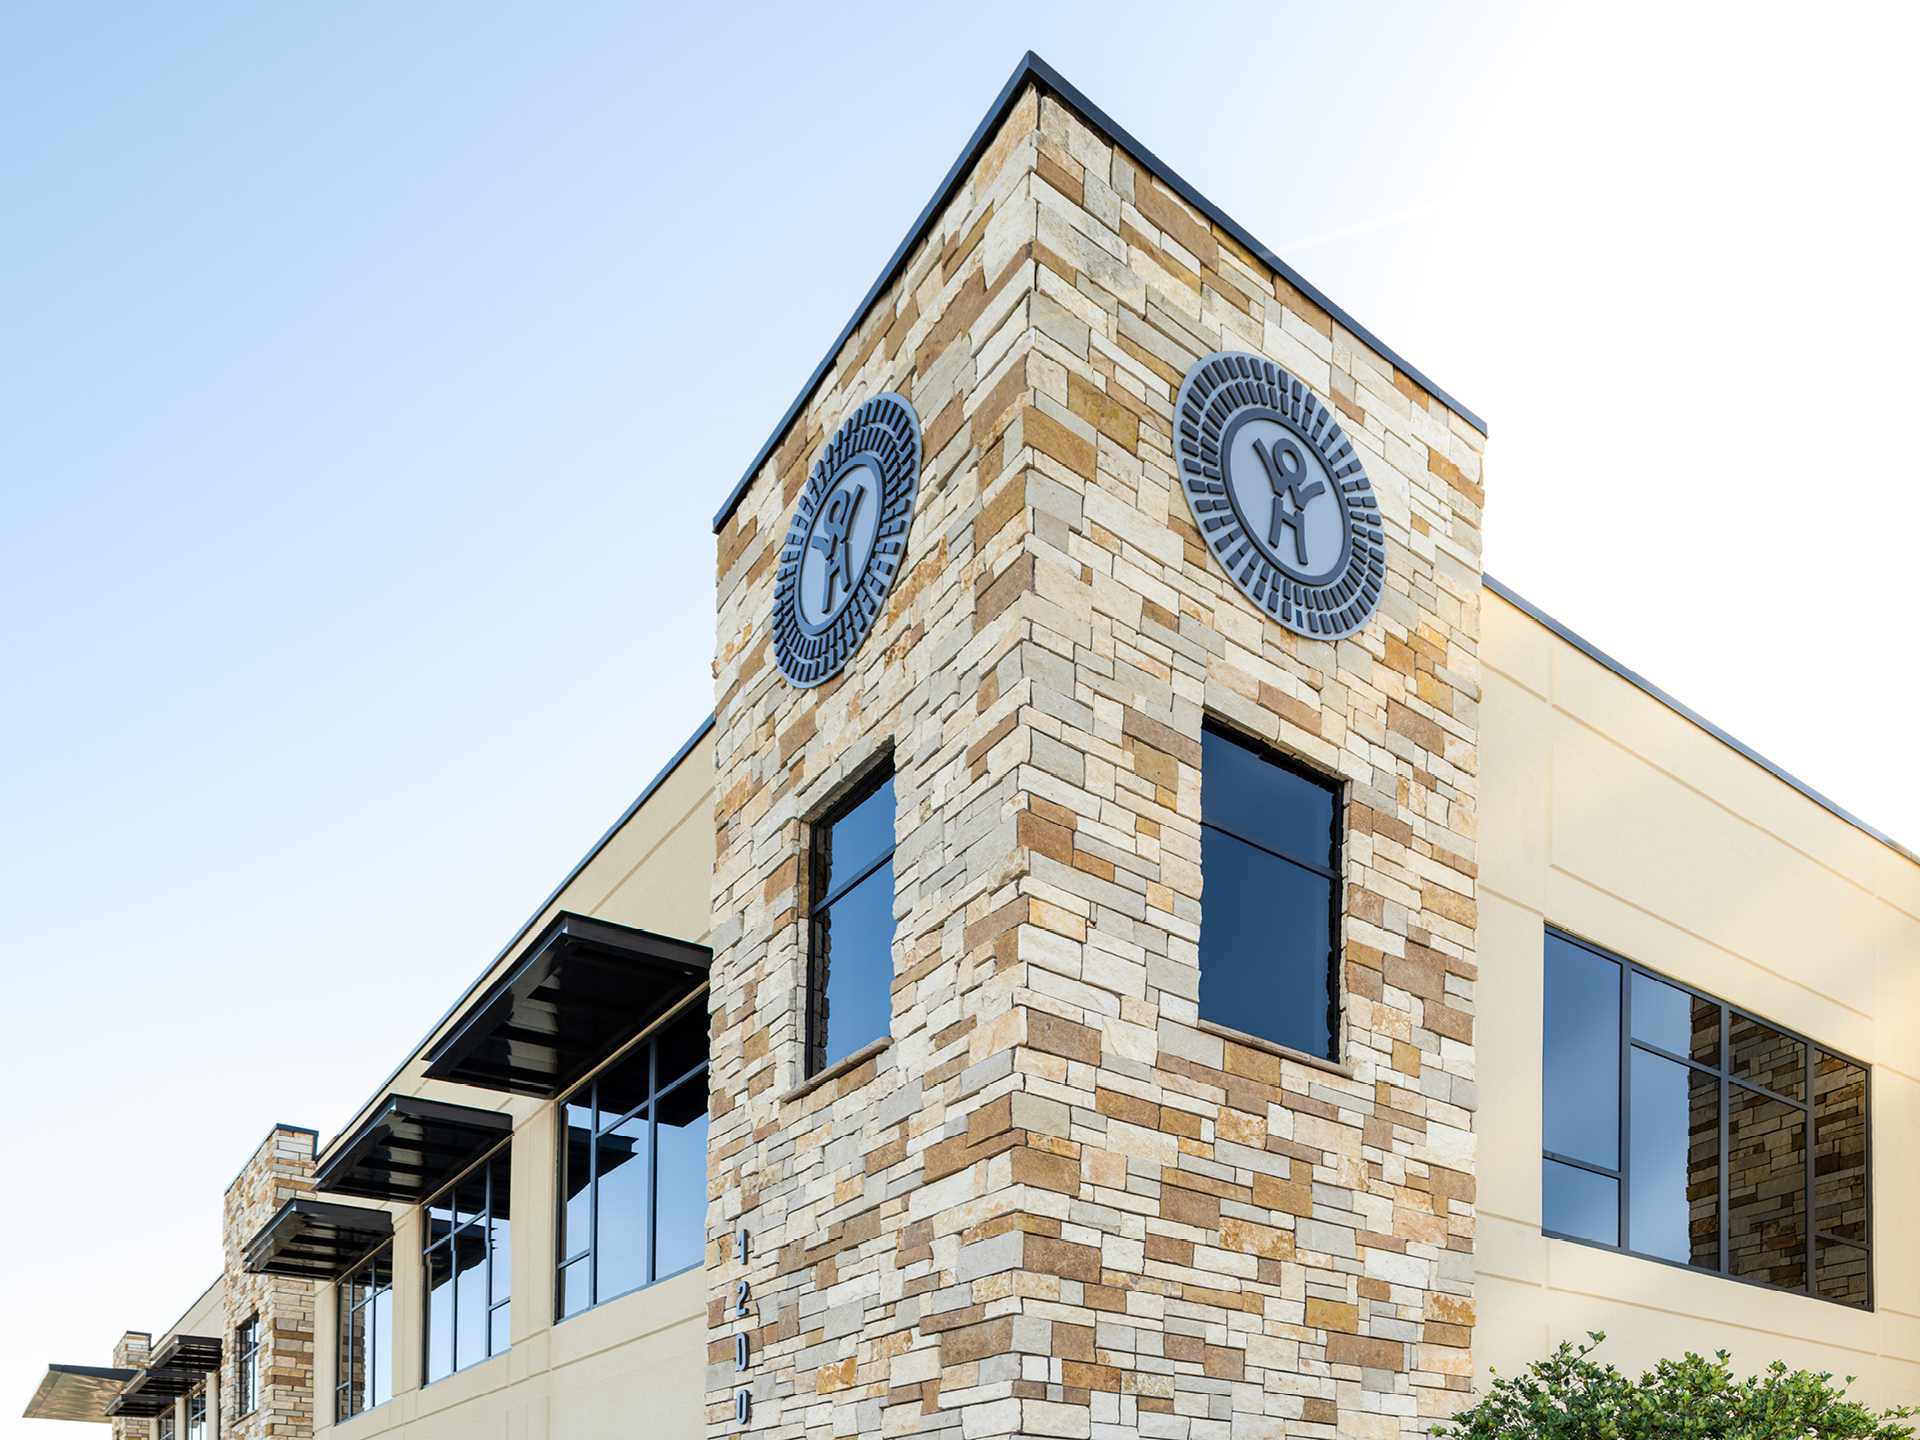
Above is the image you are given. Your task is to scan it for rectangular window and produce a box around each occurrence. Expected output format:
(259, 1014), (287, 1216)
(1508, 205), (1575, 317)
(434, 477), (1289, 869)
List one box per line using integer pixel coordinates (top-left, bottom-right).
(335, 1245), (393, 1420)
(186, 1394), (206, 1440)
(1198, 724), (1341, 1061)
(807, 765), (897, 1076)
(156, 1413), (175, 1440)
(233, 1316), (259, 1417)
(558, 1004), (709, 1318)
(1541, 928), (1871, 1306)
(423, 1145), (510, 1381)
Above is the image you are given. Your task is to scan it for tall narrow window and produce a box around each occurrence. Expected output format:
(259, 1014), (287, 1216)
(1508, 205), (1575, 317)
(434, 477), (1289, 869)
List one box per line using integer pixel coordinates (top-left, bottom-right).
(1198, 725), (1341, 1060)
(233, 1316), (259, 1418)
(186, 1394), (206, 1440)
(335, 1246), (393, 1420)
(558, 1005), (710, 1317)
(1541, 928), (1871, 1306)
(423, 1146), (510, 1381)
(156, 1411), (176, 1440)
(807, 766), (897, 1075)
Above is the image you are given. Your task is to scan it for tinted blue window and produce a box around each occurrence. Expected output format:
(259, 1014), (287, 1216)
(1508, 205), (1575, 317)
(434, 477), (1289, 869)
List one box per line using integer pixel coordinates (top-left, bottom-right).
(1629, 1048), (1719, 1268)
(1197, 729), (1339, 1061)
(1543, 934), (1619, 1169)
(811, 769), (897, 1075)
(1201, 728), (1335, 867)
(1543, 1158), (1618, 1245)
(1198, 828), (1332, 1058)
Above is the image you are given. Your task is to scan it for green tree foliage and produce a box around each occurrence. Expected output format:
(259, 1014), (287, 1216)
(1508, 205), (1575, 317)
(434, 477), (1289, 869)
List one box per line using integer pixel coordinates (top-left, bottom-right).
(1433, 1333), (1915, 1440)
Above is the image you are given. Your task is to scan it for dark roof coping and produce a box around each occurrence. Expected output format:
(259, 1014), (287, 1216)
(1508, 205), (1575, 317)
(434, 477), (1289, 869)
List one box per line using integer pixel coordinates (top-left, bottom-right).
(712, 51), (1485, 533)
(1484, 573), (1916, 866)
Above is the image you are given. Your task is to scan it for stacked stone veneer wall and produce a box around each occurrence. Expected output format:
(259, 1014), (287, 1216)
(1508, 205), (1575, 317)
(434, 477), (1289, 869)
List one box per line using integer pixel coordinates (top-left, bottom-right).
(707, 84), (1484, 1440)
(221, 1126), (317, 1440)
(111, 1331), (152, 1440)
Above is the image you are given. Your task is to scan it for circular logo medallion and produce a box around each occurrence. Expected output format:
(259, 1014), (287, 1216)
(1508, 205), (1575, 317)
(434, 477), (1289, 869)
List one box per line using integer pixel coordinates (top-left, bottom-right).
(773, 392), (922, 688)
(1174, 351), (1385, 639)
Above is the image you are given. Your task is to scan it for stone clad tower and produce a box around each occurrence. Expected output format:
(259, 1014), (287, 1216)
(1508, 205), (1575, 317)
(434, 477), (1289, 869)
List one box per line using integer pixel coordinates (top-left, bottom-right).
(707, 61), (1483, 1440)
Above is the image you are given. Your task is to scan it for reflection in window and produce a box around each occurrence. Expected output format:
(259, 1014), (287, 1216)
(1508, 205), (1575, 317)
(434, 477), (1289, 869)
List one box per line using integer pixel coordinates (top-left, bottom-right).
(336, 1246), (393, 1420)
(424, 1147), (510, 1381)
(156, 1413), (175, 1440)
(234, 1315), (259, 1417)
(808, 767), (897, 1075)
(1197, 726), (1340, 1061)
(558, 1005), (710, 1318)
(186, 1395), (205, 1440)
(1541, 928), (1871, 1306)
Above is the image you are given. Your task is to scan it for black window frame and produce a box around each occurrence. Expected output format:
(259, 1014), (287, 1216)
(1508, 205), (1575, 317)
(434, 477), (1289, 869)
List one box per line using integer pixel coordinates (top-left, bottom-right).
(556, 1002), (711, 1320)
(1197, 718), (1344, 1063)
(421, 1141), (511, 1383)
(186, 1393), (206, 1440)
(233, 1315), (259, 1418)
(805, 757), (898, 1078)
(156, 1410), (176, 1440)
(1541, 925), (1873, 1308)
(334, 1242), (394, 1422)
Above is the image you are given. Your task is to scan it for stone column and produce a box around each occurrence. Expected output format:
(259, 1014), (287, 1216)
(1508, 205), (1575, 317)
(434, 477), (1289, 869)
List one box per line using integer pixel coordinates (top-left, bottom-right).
(220, 1125), (318, 1440)
(707, 77), (1483, 1440)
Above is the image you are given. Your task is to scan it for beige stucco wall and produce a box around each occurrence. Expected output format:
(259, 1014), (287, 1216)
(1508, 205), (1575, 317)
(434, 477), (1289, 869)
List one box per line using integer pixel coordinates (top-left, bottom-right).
(302, 724), (717, 1440)
(1476, 588), (1920, 1407)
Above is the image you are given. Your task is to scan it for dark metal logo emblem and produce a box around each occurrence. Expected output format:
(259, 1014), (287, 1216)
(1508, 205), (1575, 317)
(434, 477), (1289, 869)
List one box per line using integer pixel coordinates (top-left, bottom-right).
(1174, 351), (1384, 639)
(773, 392), (922, 688)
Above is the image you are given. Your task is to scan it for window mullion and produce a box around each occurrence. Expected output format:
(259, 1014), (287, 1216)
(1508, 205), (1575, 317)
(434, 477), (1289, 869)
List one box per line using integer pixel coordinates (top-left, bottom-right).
(1618, 959), (1632, 1252)
(1805, 1044), (1816, 1295)
(1718, 1003), (1729, 1275)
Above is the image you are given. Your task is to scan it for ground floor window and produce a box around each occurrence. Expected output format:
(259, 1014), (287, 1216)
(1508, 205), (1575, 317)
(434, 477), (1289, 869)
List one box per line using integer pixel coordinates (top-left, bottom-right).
(336, 1245), (393, 1419)
(1542, 927), (1871, 1306)
(424, 1146), (510, 1380)
(559, 1005), (709, 1316)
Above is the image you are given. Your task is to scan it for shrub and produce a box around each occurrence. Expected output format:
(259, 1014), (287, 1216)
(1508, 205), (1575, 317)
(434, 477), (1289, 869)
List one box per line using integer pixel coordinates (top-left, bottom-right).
(1433, 1332), (1915, 1440)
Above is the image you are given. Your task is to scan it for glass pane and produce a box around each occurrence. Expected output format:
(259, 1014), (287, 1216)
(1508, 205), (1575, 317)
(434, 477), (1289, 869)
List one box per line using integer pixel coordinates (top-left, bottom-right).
(1813, 1051), (1869, 1244)
(426, 1246), (453, 1382)
(370, 1280), (392, 1407)
(1197, 827), (1333, 1059)
(1543, 1158), (1618, 1246)
(337, 1276), (365, 1418)
(655, 1077), (710, 1278)
(822, 774), (895, 899)
(1726, 1084), (1807, 1290)
(1631, 972), (1719, 1065)
(452, 1167), (489, 1226)
(1543, 935), (1620, 1170)
(817, 859), (896, 1069)
(657, 1007), (710, 1090)
(1201, 728), (1336, 868)
(1730, 1013), (1806, 1100)
(1629, 1049), (1719, 1268)
(560, 1257), (590, 1319)
(453, 1226), (489, 1369)
(596, 1049), (651, 1131)
(428, 1190), (453, 1231)
(594, 1111), (651, 1301)
(562, 1103), (594, 1267)
(489, 1302), (511, 1355)
(490, 1207), (512, 1306)
(1815, 1238), (1870, 1307)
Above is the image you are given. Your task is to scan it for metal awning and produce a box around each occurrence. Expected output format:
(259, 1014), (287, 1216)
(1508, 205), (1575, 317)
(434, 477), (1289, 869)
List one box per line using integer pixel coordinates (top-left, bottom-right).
(23, 1366), (135, 1423)
(421, 911), (710, 1097)
(150, 1335), (220, 1373)
(312, 1094), (512, 1203)
(243, 1198), (393, 1279)
(103, 1368), (198, 1419)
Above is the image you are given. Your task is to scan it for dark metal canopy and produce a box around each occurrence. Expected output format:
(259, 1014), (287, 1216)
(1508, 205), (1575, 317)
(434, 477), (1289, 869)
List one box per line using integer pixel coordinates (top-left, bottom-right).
(312, 1094), (512, 1204)
(23, 1366), (135, 1423)
(150, 1335), (220, 1374)
(421, 911), (710, 1098)
(104, 1369), (199, 1419)
(243, 1197), (394, 1280)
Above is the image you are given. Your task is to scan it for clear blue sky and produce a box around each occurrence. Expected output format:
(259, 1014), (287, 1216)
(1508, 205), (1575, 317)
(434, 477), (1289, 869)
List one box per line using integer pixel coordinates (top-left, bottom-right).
(3, 2), (1915, 1422)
